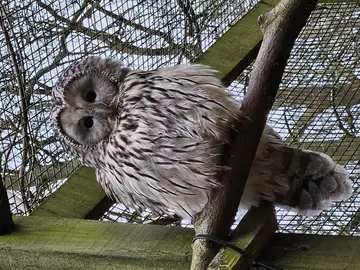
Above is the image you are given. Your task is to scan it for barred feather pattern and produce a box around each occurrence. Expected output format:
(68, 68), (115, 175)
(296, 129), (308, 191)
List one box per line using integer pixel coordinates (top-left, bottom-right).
(52, 57), (352, 220)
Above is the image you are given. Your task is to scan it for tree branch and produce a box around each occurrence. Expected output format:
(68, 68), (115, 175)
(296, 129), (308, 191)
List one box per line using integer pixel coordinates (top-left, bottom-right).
(34, 0), (70, 24)
(190, 0), (318, 269)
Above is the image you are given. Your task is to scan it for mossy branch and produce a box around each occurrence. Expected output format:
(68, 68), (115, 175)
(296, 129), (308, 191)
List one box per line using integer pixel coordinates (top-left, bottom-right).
(190, 0), (318, 269)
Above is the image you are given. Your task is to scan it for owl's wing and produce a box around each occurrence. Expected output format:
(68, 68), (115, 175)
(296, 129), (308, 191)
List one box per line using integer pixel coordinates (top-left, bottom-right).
(242, 126), (353, 215)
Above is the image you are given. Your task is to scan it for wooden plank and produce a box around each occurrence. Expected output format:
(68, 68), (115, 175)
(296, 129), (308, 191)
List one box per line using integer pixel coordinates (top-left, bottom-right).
(259, 233), (360, 269)
(31, 166), (112, 219)
(0, 216), (193, 269)
(195, 0), (279, 86)
(208, 205), (277, 269)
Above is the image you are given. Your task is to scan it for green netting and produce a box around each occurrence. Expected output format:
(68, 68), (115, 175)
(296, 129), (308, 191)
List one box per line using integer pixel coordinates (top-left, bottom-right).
(1, 1), (359, 237)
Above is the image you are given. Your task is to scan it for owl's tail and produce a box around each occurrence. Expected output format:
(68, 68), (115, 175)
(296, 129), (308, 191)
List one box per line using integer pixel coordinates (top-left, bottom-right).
(244, 146), (353, 215)
(277, 148), (352, 214)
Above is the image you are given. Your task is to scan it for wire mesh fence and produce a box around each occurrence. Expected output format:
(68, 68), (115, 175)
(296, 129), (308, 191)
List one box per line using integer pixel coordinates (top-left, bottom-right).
(0, 0), (258, 215)
(1, 0), (359, 237)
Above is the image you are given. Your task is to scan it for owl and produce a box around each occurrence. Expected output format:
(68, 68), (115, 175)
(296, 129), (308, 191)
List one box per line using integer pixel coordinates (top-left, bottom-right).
(52, 56), (352, 220)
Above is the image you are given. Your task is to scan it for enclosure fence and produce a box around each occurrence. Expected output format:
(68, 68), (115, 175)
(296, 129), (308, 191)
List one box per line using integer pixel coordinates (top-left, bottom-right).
(0, 0), (359, 236)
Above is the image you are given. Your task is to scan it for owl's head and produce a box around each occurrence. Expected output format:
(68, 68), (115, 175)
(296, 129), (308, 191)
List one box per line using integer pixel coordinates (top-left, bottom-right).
(52, 57), (130, 157)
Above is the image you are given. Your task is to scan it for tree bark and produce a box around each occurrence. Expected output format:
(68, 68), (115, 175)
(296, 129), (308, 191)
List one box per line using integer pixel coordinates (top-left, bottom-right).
(190, 0), (318, 269)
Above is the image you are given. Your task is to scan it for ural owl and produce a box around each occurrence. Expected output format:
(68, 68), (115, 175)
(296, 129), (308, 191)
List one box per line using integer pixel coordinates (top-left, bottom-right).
(52, 57), (352, 220)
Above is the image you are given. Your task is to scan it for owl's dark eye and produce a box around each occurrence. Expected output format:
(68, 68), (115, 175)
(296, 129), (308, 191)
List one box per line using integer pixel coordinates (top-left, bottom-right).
(83, 116), (93, 128)
(86, 91), (96, 103)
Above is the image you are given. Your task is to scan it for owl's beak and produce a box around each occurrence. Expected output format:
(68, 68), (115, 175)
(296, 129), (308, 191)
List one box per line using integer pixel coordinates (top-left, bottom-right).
(103, 108), (117, 120)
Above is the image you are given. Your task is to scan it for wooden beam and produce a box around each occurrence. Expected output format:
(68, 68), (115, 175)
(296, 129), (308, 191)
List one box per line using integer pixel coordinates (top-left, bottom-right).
(31, 167), (112, 219)
(0, 216), (193, 269)
(259, 233), (360, 269)
(195, 0), (280, 86)
(208, 205), (277, 269)
(274, 82), (360, 110)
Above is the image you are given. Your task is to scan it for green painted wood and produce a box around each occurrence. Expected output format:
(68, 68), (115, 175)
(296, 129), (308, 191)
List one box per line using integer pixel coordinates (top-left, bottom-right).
(259, 233), (360, 270)
(208, 205), (277, 269)
(3, 216), (359, 269)
(0, 216), (193, 269)
(31, 166), (111, 219)
(195, 0), (280, 86)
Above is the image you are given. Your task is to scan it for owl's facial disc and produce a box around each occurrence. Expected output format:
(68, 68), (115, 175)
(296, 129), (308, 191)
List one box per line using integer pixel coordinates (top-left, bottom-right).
(57, 71), (121, 146)
(59, 107), (115, 146)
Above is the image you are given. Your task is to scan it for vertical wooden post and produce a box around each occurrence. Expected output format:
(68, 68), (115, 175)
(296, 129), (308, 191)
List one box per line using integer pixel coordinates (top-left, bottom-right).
(0, 174), (14, 235)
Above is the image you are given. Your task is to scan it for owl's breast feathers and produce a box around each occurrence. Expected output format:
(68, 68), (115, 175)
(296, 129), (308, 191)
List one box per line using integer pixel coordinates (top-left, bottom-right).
(99, 65), (240, 218)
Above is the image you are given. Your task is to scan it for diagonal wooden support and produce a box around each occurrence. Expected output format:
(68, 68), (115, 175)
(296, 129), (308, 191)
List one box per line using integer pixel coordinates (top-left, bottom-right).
(31, 167), (113, 219)
(195, 0), (279, 86)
